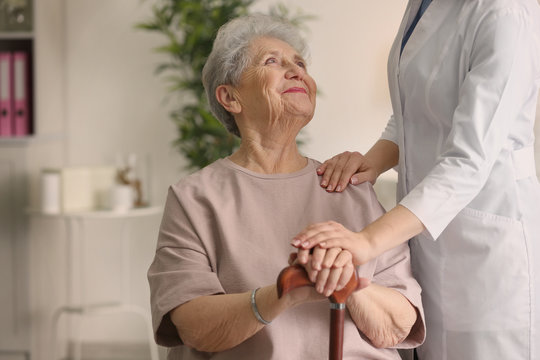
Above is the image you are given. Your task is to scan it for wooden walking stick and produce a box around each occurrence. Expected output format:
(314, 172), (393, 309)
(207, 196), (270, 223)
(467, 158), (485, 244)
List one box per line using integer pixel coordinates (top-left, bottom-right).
(277, 264), (359, 360)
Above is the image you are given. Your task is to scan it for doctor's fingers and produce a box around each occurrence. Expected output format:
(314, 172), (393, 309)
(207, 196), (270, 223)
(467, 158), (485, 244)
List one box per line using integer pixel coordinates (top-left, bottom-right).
(350, 167), (378, 186)
(292, 221), (355, 250)
(319, 151), (365, 192)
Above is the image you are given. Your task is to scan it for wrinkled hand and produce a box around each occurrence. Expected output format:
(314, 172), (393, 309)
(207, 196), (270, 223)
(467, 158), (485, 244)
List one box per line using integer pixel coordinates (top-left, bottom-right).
(291, 221), (373, 266)
(317, 151), (378, 192)
(289, 247), (356, 297)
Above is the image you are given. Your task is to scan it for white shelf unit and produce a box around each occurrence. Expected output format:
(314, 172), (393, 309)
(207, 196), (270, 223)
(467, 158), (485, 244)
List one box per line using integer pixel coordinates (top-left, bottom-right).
(29, 207), (162, 360)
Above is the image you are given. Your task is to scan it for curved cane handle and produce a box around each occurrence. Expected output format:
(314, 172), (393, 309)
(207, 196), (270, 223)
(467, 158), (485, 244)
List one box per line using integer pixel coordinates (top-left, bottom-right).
(329, 271), (358, 304)
(276, 264), (359, 303)
(276, 264), (313, 298)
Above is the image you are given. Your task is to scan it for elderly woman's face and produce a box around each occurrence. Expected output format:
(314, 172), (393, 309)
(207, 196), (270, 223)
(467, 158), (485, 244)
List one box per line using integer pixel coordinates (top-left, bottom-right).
(233, 36), (317, 128)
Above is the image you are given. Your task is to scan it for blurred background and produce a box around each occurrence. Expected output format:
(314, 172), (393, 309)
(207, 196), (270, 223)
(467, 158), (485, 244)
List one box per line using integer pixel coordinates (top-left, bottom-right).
(0, 0), (538, 359)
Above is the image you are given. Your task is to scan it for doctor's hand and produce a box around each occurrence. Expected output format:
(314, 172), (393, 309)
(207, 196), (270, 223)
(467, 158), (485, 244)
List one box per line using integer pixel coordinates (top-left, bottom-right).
(292, 221), (375, 266)
(317, 151), (378, 193)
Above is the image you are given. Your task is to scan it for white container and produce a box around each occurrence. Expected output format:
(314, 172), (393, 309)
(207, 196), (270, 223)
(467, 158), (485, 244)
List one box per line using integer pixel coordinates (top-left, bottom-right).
(40, 170), (61, 214)
(109, 185), (134, 213)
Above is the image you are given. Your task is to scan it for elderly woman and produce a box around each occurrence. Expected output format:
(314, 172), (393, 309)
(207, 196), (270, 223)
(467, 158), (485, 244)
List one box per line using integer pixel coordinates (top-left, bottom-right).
(148, 14), (425, 359)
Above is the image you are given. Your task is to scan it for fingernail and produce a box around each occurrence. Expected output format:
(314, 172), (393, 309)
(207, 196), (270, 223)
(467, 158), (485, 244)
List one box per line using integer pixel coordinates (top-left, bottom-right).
(317, 285), (324, 293)
(301, 241), (309, 248)
(351, 177), (358, 185)
(326, 185), (333, 192)
(291, 239), (300, 246)
(317, 168), (322, 173)
(325, 289), (332, 297)
(321, 180), (328, 187)
(336, 185), (342, 192)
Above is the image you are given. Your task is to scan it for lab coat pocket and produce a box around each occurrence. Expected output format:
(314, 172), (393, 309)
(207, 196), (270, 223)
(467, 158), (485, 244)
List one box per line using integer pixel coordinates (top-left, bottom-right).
(441, 207), (530, 332)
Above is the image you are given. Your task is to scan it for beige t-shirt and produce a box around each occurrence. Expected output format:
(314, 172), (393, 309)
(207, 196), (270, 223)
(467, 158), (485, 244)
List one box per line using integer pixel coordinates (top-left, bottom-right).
(148, 158), (425, 359)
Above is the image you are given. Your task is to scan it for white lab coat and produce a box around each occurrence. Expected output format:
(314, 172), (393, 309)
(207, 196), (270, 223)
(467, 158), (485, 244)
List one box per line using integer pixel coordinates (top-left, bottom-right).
(381, 0), (540, 359)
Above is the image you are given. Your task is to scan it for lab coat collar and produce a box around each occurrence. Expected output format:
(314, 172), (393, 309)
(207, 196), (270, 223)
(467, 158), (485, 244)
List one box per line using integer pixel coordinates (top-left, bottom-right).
(399, 0), (454, 70)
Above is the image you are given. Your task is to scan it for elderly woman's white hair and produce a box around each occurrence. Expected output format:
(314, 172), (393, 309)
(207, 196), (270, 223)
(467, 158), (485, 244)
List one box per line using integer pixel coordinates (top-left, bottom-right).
(202, 14), (309, 137)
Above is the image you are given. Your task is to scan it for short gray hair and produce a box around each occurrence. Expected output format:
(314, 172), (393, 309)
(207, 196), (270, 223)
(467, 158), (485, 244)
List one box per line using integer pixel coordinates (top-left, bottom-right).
(202, 14), (309, 137)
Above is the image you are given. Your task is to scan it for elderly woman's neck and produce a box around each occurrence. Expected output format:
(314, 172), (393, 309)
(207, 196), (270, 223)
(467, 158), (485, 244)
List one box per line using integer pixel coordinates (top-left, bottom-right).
(230, 136), (307, 174)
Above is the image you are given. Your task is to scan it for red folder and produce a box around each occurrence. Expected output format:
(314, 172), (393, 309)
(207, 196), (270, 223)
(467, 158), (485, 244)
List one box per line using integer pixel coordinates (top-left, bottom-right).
(13, 52), (29, 136)
(0, 52), (14, 137)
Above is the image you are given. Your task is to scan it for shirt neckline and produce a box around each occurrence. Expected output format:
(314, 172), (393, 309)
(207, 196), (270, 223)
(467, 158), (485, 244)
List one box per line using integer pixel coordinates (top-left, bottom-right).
(220, 157), (318, 180)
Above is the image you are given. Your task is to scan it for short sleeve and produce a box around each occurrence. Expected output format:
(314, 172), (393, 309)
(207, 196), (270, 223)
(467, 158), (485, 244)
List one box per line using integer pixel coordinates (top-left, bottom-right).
(380, 114), (398, 145)
(371, 243), (426, 348)
(147, 187), (225, 347)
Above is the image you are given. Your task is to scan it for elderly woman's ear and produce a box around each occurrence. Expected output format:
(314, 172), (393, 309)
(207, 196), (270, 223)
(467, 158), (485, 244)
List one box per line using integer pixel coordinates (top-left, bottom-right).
(216, 85), (241, 114)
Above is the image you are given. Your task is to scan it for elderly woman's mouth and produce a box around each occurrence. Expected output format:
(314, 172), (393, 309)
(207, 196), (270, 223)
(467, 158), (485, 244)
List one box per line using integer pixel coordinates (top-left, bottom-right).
(282, 87), (307, 94)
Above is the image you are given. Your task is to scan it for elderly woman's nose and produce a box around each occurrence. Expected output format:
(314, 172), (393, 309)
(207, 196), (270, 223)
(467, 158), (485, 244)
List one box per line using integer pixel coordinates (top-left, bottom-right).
(284, 62), (304, 79)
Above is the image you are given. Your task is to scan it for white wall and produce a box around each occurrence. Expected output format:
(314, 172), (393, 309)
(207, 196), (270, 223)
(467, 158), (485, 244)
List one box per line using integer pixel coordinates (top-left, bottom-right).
(62, 0), (182, 207)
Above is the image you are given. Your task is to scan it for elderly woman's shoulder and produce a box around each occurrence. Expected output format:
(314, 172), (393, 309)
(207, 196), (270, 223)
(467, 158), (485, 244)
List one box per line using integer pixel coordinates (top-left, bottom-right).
(170, 158), (232, 193)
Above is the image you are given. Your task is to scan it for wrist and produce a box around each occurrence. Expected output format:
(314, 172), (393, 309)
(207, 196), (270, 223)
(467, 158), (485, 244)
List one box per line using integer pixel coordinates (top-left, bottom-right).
(355, 231), (376, 265)
(252, 285), (293, 323)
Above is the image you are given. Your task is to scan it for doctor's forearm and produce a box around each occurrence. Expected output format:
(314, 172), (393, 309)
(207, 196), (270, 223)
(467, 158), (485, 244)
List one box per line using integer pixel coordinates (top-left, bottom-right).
(360, 205), (425, 260)
(365, 139), (399, 178)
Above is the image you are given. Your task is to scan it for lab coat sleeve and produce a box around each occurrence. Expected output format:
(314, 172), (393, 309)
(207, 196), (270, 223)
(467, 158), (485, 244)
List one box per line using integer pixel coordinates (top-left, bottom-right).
(380, 114), (398, 145)
(400, 7), (540, 240)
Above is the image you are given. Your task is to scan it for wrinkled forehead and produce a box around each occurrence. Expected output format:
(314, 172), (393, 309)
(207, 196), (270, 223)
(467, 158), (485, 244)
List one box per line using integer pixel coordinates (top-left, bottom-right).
(248, 36), (305, 63)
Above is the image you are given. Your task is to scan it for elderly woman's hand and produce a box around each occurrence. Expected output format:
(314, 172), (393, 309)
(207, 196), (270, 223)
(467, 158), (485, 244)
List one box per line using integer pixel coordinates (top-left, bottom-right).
(289, 246), (369, 298)
(317, 151), (378, 192)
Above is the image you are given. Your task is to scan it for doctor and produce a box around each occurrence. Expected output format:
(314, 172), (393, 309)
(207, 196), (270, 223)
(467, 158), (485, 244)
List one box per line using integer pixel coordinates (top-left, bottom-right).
(292, 0), (540, 359)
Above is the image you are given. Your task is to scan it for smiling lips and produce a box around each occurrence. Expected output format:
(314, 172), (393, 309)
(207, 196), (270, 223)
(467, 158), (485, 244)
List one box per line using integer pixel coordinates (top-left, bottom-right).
(283, 87), (307, 94)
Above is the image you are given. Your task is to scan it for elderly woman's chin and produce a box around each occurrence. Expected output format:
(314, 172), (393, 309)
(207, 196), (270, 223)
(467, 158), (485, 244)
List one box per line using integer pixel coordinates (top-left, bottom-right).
(283, 102), (315, 128)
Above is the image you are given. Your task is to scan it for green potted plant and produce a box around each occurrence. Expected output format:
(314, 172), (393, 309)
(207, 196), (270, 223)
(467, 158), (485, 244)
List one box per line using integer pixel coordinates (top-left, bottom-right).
(137, 0), (313, 170)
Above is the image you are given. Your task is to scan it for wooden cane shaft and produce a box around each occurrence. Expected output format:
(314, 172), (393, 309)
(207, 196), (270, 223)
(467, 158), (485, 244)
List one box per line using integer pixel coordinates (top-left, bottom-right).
(329, 308), (345, 360)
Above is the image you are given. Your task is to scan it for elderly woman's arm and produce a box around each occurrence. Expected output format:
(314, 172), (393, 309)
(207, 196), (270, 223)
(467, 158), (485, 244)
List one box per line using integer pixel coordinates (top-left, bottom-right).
(347, 284), (418, 348)
(170, 283), (323, 353)
(171, 285), (275, 352)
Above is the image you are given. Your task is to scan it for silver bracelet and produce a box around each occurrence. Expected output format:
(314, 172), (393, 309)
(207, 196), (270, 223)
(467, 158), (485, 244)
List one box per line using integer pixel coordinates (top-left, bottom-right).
(250, 288), (271, 325)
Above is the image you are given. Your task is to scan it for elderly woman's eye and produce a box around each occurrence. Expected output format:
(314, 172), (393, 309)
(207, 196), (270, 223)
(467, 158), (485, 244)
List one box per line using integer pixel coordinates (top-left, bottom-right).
(265, 57), (277, 65)
(297, 61), (306, 69)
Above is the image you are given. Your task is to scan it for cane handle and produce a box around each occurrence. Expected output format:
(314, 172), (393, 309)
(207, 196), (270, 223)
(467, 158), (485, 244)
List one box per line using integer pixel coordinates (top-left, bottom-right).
(276, 264), (359, 303)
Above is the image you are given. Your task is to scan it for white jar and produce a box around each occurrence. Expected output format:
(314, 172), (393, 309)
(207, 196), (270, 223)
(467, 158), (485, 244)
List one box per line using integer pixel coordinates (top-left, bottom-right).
(109, 184), (134, 213)
(40, 170), (61, 214)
